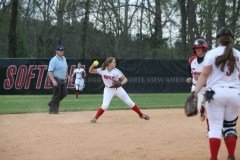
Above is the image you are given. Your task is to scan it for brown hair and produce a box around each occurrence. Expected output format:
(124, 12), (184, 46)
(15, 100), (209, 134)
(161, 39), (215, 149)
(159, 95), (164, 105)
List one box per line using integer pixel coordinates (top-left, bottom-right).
(215, 27), (236, 74)
(101, 57), (115, 70)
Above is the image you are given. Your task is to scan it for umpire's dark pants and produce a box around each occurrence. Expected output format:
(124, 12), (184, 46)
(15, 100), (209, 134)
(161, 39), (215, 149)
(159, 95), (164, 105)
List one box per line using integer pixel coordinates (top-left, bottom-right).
(49, 78), (67, 113)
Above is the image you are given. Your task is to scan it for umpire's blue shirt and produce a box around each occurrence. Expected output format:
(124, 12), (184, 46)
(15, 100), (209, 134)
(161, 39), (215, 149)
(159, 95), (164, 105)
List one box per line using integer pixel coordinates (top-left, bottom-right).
(48, 55), (68, 80)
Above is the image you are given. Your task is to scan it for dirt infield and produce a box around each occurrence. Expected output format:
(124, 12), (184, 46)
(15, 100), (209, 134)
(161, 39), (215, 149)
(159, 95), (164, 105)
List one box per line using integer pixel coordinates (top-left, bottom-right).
(0, 109), (239, 160)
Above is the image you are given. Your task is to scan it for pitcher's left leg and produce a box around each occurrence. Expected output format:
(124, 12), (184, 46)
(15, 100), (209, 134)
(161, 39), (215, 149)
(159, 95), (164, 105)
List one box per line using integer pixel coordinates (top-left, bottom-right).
(115, 87), (150, 120)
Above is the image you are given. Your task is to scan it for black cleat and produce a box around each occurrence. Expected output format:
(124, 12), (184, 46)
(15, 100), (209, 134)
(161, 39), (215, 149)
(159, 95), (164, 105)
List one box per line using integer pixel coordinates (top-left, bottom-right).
(140, 114), (150, 120)
(49, 111), (59, 114)
(90, 117), (97, 123)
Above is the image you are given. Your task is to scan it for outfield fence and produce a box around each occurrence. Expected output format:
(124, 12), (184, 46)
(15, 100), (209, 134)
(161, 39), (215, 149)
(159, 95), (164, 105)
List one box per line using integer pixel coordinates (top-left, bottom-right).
(0, 59), (191, 94)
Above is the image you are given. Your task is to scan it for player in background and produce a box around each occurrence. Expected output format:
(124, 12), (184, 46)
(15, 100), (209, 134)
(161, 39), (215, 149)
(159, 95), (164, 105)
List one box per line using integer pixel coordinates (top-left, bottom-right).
(194, 27), (240, 160)
(187, 39), (209, 130)
(71, 62), (86, 98)
(88, 57), (150, 123)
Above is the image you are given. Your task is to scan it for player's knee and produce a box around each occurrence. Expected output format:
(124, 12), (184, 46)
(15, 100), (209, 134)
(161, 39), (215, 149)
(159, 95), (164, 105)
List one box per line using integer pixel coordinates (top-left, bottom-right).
(208, 120), (223, 138)
(222, 117), (238, 139)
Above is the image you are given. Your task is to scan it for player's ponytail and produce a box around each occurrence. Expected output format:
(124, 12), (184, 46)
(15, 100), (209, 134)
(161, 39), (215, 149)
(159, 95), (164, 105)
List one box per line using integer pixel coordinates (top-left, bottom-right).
(215, 27), (236, 74)
(101, 57), (115, 70)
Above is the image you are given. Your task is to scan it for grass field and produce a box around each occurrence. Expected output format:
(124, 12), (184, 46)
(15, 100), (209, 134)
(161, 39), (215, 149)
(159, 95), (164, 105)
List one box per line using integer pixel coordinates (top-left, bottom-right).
(0, 93), (188, 114)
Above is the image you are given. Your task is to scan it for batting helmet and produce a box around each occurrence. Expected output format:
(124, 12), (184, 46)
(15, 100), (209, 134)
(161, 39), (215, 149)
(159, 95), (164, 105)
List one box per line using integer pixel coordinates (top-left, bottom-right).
(192, 39), (208, 54)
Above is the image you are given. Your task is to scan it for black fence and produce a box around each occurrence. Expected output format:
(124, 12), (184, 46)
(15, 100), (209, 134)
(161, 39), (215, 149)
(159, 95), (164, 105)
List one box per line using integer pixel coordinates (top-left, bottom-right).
(0, 58), (191, 94)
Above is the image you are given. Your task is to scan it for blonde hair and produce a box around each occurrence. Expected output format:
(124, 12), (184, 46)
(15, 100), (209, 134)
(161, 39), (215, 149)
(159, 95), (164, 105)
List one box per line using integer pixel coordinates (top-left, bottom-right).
(101, 57), (115, 70)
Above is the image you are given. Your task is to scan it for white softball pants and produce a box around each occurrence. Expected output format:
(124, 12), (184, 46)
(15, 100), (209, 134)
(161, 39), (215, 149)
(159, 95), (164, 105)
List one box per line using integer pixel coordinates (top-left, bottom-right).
(101, 87), (135, 110)
(206, 87), (240, 138)
(75, 78), (85, 91)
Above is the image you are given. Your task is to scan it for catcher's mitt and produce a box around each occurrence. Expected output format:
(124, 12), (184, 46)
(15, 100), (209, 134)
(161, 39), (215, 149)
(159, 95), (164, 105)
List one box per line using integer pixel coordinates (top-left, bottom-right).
(109, 80), (122, 88)
(184, 91), (198, 117)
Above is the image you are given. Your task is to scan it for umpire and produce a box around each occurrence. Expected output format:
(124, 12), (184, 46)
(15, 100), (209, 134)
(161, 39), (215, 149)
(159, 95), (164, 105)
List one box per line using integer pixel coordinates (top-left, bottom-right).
(47, 45), (68, 114)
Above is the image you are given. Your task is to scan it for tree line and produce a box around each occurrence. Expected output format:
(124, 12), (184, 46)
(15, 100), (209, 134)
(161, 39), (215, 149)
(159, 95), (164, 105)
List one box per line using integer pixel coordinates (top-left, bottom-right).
(0, 0), (240, 59)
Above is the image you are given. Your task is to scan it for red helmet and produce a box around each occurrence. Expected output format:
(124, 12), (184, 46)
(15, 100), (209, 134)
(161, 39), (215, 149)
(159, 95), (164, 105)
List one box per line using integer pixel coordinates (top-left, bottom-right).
(192, 39), (208, 54)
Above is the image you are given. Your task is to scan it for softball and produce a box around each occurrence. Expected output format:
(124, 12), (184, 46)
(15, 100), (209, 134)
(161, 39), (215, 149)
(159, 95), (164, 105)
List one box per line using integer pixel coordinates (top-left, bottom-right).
(93, 60), (99, 67)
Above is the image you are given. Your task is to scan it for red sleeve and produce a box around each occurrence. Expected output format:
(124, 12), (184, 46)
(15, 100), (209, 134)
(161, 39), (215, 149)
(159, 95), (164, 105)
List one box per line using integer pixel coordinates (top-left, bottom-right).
(187, 54), (196, 77)
(188, 54), (197, 65)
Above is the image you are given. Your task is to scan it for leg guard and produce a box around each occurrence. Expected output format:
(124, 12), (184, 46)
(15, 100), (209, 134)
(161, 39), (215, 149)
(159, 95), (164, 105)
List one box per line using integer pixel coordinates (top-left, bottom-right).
(222, 117), (238, 139)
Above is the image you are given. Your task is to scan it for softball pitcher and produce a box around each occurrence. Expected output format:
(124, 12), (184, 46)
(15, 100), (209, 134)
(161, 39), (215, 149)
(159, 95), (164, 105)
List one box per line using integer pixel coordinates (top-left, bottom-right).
(194, 27), (240, 160)
(71, 62), (86, 98)
(89, 57), (150, 123)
